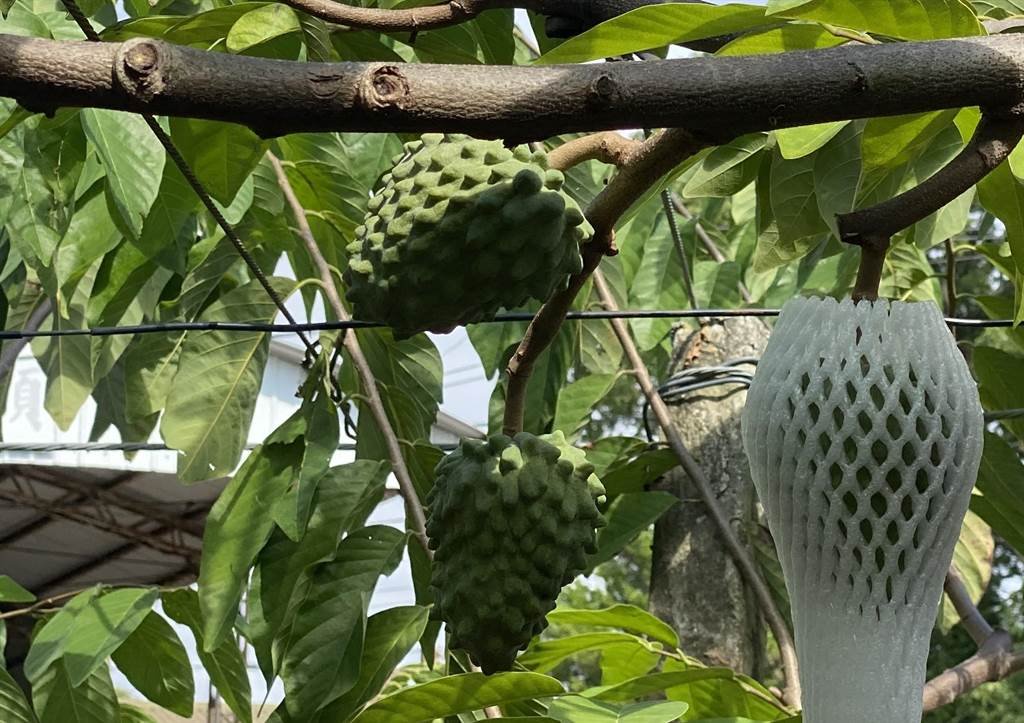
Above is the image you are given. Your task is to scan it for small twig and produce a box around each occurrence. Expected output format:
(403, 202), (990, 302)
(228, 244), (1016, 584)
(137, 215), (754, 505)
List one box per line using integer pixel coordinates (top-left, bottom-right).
(821, 23), (881, 45)
(590, 269), (801, 709)
(279, 0), (501, 31)
(502, 128), (710, 436)
(669, 192), (753, 304)
(503, 245), (605, 436)
(944, 565), (993, 646)
(0, 586), (116, 620)
(268, 153), (430, 552)
(546, 132), (642, 172)
(839, 112), (1024, 301)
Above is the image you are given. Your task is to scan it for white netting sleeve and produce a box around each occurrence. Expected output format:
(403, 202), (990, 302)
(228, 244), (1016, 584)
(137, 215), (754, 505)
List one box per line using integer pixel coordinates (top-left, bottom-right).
(742, 297), (983, 722)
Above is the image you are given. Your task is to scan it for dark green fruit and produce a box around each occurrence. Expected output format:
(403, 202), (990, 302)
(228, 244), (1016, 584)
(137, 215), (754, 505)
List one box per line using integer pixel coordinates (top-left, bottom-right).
(425, 431), (606, 673)
(344, 134), (592, 338)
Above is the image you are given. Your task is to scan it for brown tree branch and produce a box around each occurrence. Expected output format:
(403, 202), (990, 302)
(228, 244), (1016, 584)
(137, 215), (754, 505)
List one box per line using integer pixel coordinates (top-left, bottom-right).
(590, 269), (801, 709)
(502, 128), (708, 436)
(279, 0), (715, 42)
(944, 565), (994, 647)
(546, 132), (642, 172)
(268, 153), (430, 552)
(6, 34), (1024, 140)
(924, 631), (1024, 711)
(280, 0), (508, 31)
(838, 112), (1024, 301)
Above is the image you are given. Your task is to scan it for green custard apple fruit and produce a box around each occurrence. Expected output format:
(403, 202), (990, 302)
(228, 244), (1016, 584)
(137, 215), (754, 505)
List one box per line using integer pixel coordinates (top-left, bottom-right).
(425, 431), (606, 673)
(344, 134), (593, 337)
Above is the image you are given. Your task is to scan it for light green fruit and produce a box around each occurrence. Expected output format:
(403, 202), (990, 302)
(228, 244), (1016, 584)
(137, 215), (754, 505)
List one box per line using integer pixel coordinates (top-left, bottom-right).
(344, 134), (593, 337)
(425, 431), (606, 673)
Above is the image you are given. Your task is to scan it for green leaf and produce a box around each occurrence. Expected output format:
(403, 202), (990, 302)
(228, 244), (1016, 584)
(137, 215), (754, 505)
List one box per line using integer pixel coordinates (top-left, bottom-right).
(974, 346), (1024, 441)
(547, 604), (679, 648)
(198, 424), (304, 647)
(271, 367), (341, 540)
(775, 121), (848, 160)
(62, 588), (158, 686)
(162, 589), (251, 723)
(940, 510), (994, 631)
(110, 612), (194, 718)
(169, 118), (267, 206)
(770, 145), (829, 242)
(0, 575), (34, 603)
(601, 447), (679, 497)
(161, 277), (294, 481)
(548, 696), (688, 723)
(553, 373), (618, 441)
(628, 215), (686, 350)
(716, 22), (847, 55)
(814, 121), (862, 239)
(52, 185), (120, 303)
(536, 4), (767, 64)
(118, 706), (157, 723)
(80, 109), (164, 239)
(134, 162), (197, 272)
(589, 492), (678, 569)
(766, 0), (983, 39)
(24, 587), (156, 686)
(227, 4), (299, 53)
(278, 526), (407, 719)
(861, 111), (957, 181)
(972, 432), (1024, 557)
(977, 164), (1024, 322)
(0, 666), (36, 723)
(249, 459), (389, 678)
(683, 135), (765, 199)
(316, 606), (429, 722)
(32, 660), (119, 723)
(519, 632), (656, 674)
(350, 672), (564, 723)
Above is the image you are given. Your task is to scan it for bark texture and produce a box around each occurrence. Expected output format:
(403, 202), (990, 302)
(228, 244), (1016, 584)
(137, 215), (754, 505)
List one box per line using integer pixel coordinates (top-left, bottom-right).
(3, 34), (1024, 139)
(649, 316), (771, 674)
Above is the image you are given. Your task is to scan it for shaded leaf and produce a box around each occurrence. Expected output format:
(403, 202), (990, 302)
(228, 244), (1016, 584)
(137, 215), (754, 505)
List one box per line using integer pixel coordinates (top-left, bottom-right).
(350, 672), (564, 723)
(110, 612), (194, 718)
(589, 492), (678, 569)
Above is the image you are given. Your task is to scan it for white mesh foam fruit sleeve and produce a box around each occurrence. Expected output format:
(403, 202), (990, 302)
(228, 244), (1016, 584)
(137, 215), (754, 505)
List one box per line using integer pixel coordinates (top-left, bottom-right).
(742, 297), (983, 722)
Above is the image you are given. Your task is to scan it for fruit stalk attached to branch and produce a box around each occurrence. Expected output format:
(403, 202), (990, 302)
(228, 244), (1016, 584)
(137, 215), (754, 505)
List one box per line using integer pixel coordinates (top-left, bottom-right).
(502, 128), (708, 437)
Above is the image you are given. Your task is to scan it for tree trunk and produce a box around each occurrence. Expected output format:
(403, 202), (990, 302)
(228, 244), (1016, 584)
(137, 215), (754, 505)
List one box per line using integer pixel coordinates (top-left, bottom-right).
(649, 316), (771, 674)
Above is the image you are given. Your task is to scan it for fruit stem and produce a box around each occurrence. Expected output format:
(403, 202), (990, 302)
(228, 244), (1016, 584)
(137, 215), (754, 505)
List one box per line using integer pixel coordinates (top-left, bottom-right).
(851, 233), (890, 303)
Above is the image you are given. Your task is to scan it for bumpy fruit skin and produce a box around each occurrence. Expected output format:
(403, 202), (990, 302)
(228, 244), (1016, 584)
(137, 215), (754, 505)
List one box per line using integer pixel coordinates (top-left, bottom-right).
(344, 134), (593, 337)
(425, 431), (606, 673)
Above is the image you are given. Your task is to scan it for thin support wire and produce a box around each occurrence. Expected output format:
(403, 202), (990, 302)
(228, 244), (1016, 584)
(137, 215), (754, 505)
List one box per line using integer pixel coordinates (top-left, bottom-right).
(0, 308), (1014, 342)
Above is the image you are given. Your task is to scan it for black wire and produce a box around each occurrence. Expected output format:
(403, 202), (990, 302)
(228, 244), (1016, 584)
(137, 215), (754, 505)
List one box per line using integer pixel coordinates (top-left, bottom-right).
(0, 308), (1016, 341)
(59, 0), (316, 357)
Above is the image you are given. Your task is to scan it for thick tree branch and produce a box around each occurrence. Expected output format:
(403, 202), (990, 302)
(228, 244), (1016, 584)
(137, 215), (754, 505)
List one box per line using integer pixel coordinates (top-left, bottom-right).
(268, 153), (430, 552)
(590, 269), (801, 709)
(5, 34), (1024, 140)
(502, 129), (708, 436)
(838, 111), (1024, 301)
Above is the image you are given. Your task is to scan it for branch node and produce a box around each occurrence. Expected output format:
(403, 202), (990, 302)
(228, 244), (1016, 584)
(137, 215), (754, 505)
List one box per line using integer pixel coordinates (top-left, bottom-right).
(361, 65), (411, 110)
(847, 60), (868, 91)
(588, 73), (620, 106)
(115, 37), (165, 101)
